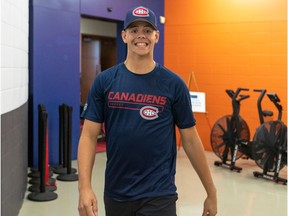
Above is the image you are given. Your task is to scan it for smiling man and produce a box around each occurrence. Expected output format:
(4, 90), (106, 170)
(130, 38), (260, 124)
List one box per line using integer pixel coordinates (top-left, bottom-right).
(78, 6), (217, 216)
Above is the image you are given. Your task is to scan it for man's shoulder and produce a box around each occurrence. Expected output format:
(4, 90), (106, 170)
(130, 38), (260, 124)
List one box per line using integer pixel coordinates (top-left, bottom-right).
(100, 63), (123, 75)
(157, 64), (185, 83)
(96, 63), (124, 82)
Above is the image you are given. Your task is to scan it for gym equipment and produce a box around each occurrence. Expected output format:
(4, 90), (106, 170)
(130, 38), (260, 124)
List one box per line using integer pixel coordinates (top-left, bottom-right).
(211, 88), (251, 171)
(252, 93), (287, 183)
(210, 88), (287, 184)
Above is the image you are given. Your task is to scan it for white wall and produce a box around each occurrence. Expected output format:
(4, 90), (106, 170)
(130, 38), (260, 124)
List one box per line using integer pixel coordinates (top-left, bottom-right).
(1, 0), (29, 115)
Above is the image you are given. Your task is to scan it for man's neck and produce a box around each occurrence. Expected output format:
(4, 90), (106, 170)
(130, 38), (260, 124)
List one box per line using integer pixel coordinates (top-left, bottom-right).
(124, 57), (156, 74)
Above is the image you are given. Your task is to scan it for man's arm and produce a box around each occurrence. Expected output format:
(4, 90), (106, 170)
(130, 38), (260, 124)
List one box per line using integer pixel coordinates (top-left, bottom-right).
(78, 119), (102, 216)
(179, 126), (217, 216)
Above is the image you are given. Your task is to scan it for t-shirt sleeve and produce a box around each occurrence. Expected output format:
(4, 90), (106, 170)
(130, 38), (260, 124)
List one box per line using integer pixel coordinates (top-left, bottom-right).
(172, 79), (196, 129)
(81, 74), (105, 123)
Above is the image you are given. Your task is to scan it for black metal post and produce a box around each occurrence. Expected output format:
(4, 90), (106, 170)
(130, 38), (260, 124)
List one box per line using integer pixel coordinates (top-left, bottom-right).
(57, 105), (78, 181)
(27, 105), (58, 201)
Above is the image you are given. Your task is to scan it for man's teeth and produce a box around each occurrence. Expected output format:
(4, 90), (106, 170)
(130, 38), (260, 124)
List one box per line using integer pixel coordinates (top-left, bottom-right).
(136, 42), (147, 46)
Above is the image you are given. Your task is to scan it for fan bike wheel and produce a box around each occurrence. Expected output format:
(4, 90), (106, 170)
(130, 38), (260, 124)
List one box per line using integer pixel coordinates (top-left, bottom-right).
(210, 115), (250, 161)
(252, 120), (287, 172)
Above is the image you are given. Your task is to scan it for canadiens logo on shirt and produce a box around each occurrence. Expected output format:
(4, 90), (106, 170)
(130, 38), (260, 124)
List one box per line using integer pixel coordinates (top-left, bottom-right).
(140, 106), (159, 120)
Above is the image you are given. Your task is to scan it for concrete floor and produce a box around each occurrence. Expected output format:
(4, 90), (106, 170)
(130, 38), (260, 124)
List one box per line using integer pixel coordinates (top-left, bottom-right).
(19, 149), (287, 216)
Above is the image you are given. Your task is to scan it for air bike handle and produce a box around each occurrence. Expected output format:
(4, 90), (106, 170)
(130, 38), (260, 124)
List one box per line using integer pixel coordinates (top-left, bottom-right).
(233, 87), (250, 102)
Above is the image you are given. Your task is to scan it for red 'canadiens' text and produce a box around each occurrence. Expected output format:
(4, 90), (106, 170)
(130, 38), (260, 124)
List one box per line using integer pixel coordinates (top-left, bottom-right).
(108, 92), (167, 105)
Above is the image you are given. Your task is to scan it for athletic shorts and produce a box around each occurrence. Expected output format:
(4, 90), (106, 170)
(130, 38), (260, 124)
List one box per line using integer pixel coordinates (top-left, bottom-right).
(104, 195), (178, 216)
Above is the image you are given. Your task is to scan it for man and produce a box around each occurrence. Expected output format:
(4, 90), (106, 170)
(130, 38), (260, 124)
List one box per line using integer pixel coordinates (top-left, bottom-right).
(78, 6), (217, 216)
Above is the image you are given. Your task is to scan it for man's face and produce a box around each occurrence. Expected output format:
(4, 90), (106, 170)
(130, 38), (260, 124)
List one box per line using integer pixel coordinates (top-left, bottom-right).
(122, 21), (160, 57)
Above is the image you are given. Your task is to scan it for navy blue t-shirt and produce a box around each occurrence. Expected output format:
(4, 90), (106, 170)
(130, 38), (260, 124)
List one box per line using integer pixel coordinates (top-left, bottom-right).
(81, 62), (196, 201)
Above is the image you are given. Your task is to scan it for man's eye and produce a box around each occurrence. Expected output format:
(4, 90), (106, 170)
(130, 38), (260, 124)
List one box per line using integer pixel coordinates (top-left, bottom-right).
(144, 29), (153, 34)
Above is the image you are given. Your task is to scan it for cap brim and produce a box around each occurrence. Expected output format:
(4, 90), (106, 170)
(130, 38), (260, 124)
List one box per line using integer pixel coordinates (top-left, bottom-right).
(124, 19), (157, 30)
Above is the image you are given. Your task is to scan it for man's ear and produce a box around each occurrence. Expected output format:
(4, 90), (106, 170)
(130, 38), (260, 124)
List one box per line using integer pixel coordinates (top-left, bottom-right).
(155, 30), (160, 44)
(121, 30), (127, 44)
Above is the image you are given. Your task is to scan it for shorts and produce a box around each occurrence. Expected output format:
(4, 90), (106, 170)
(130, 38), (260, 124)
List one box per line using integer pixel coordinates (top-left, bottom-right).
(104, 195), (178, 216)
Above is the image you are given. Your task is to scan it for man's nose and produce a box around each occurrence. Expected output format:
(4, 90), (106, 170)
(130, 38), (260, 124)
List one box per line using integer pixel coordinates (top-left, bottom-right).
(136, 30), (146, 38)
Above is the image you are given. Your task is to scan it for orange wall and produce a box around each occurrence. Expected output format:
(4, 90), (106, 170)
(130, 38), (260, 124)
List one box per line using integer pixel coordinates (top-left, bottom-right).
(164, 0), (287, 150)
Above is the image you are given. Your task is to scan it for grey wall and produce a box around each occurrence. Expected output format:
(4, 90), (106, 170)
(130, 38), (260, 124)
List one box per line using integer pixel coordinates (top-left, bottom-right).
(1, 103), (28, 216)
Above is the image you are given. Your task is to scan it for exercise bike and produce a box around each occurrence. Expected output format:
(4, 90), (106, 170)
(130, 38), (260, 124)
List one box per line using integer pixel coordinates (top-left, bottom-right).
(252, 92), (287, 184)
(210, 87), (287, 184)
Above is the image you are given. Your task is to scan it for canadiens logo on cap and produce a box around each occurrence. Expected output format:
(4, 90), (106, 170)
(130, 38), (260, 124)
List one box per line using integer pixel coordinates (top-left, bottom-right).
(132, 7), (150, 17)
(124, 6), (158, 30)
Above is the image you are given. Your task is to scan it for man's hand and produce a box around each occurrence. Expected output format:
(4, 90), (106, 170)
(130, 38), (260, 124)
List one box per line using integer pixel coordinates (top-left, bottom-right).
(202, 194), (217, 216)
(78, 190), (98, 216)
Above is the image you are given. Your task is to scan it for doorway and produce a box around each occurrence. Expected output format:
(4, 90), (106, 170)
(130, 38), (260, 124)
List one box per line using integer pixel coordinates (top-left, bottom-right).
(80, 35), (117, 105)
